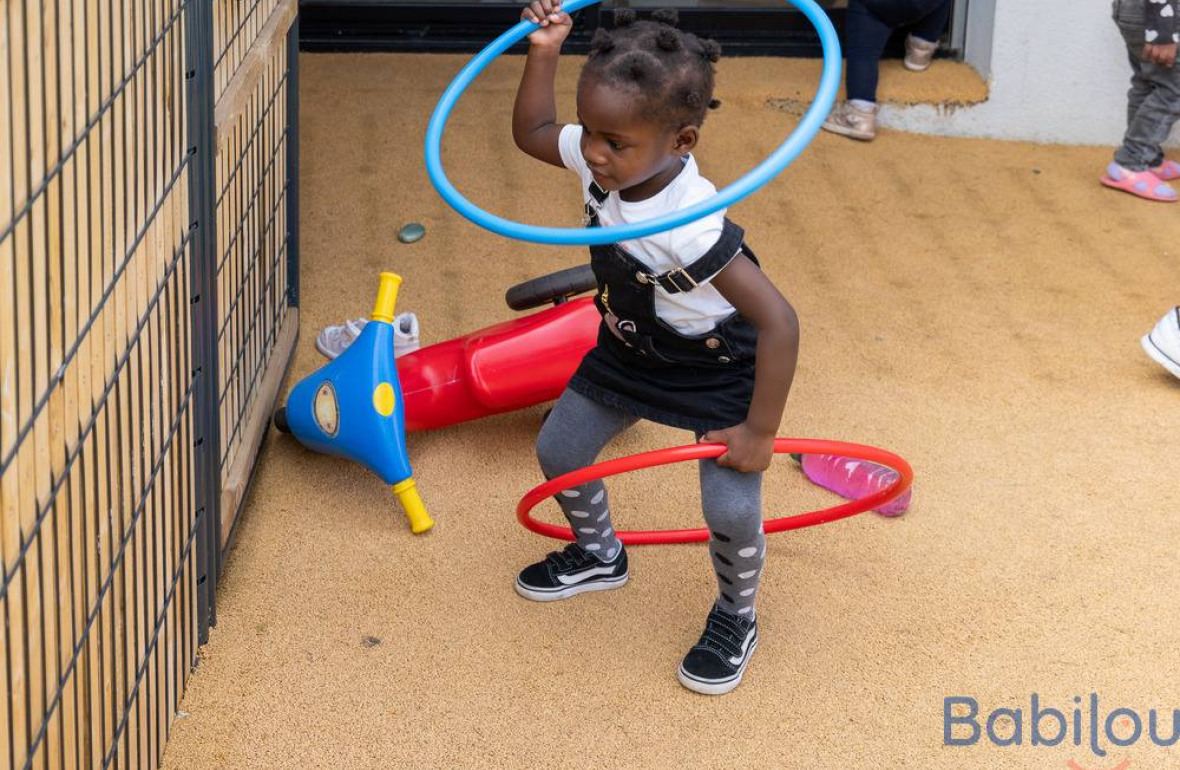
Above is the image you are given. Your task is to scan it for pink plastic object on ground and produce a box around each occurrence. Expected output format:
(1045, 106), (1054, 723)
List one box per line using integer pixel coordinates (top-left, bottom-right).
(799, 453), (912, 517)
(396, 296), (600, 432)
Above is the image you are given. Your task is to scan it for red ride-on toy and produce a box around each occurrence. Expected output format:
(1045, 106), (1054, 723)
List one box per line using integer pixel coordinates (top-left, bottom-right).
(397, 265), (599, 431)
(274, 265), (600, 435)
(398, 264), (599, 431)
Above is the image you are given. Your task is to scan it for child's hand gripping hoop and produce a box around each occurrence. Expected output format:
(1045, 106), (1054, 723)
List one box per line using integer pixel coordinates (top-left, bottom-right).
(424, 0), (842, 245)
(517, 439), (914, 545)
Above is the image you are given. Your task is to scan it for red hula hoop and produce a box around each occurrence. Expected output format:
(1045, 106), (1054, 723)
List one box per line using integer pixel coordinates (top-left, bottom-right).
(516, 438), (914, 545)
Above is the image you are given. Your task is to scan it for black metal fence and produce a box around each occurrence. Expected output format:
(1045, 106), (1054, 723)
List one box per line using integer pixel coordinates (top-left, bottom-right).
(0, 0), (299, 764)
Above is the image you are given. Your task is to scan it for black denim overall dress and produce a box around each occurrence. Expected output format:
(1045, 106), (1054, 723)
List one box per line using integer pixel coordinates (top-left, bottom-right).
(567, 182), (761, 433)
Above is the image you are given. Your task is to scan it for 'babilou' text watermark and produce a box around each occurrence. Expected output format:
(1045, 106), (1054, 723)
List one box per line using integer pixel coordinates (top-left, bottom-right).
(944, 694), (1179, 758)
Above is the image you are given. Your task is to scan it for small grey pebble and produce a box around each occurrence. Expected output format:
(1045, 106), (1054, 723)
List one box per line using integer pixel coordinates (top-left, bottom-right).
(397, 223), (426, 243)
(362, 635), (382, 648)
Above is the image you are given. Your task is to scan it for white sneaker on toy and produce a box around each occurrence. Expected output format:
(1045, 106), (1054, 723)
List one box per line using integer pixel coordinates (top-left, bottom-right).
(316, 317), (366, 359)
(315, 313), (420, 360)
(1142, 307), (1180, 380)
(392, 312), (420, 357)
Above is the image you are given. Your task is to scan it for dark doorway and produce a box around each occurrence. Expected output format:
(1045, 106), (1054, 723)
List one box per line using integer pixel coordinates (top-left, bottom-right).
(299, 0), (856, 56)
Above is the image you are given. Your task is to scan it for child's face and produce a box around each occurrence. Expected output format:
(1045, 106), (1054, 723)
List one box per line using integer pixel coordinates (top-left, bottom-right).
(576, 76), (698, 197)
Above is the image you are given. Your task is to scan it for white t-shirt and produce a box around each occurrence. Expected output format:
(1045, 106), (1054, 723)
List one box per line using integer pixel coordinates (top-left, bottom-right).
(558, 124), (738, 336)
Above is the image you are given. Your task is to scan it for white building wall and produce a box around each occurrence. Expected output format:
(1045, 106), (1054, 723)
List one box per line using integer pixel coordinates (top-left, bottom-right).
(885, 0), (1146, 145)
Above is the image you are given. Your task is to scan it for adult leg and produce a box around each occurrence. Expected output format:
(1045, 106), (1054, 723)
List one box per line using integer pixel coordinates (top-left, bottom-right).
(535, 388), (637, 559)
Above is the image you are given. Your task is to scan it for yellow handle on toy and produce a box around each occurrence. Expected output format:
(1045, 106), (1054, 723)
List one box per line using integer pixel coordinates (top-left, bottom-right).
(372, 272), (403, 324)
(393, 478), (433, 534)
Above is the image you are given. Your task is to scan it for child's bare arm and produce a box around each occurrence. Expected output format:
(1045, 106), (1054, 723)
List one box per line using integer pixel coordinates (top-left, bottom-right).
(512, 1), (572, 167)
(703, 256), (800, 473)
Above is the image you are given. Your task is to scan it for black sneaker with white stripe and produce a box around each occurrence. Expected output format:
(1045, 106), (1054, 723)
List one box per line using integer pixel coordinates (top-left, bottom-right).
(515, 543), (628, 602)
(678, 604), (759, 695)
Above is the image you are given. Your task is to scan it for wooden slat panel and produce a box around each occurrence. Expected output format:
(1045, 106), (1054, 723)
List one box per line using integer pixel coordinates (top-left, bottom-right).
(2, 0), (297, 761)
(0, 0), (18, 765)
(219, 307), (296, 546)
(59, 0), (84, 765)
(1, 0), (205, 763)
(214, 0), (295, 144)
(82, 0), (104, 760)
(42, 0), (68, 764)
(214, 17), (295, 526)
(9, 0), (35, 760)
(213, 0), (282, 104)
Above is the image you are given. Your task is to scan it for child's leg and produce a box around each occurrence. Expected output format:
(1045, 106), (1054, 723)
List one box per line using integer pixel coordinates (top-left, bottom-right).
(908, 0), (953, 44)
(844, 0), (895, 103)
(698, 458), (765, 618)
(1125, 53), (1154, 131)
(536, 389), (637, 560)
(1114, 0), (1155, 129)
(847, 0), (949, 102)
(678, 459), (764, 695)
(1113, 2), (1178, 170)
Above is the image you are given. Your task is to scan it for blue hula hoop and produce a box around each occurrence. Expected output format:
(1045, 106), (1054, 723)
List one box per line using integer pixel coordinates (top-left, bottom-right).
(424, 0), (842, 246)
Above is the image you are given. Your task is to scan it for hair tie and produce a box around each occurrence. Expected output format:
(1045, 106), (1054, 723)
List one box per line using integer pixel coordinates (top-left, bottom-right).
(655, 28), (681, 52)
(613, 8), (636, 26)
(651, 8), (679, 27)
(589, 27), (615, 55)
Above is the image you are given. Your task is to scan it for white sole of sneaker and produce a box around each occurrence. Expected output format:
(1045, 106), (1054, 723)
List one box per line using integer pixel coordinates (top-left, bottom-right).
(903, 59), (933, 72)
(1142, 333), (1180, 380)
(514, 573), (628, 602)
(677, 637), (759, 696)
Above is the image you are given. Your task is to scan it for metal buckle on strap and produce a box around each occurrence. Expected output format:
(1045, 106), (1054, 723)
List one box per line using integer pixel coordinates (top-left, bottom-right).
(660, 268), (699, 293)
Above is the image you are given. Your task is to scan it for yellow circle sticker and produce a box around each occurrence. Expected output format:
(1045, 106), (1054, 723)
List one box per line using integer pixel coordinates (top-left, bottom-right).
(373, 382), (396, 416)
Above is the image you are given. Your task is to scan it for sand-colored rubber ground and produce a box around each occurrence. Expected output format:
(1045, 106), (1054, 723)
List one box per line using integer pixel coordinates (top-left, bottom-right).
(161, 54), (1180, 770)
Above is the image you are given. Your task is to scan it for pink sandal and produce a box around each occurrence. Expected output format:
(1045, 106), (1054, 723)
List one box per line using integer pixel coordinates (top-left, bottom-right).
(1152, 159), (1180, 181)
(1101, 162), (1178, 202)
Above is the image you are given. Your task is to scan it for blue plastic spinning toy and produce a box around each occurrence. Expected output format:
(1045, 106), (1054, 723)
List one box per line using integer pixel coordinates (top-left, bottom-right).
(280, 273), (433, 533)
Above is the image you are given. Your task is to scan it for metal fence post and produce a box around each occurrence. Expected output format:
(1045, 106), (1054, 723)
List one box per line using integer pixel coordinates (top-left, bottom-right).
(185, 0), (223, 645)
(287, 17), (301, 308)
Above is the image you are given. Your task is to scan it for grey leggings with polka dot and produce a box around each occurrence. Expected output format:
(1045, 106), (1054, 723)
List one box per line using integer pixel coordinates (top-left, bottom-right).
(537, 389), (765, 617)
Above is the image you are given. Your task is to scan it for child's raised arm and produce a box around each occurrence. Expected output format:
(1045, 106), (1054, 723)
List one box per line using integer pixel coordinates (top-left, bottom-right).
(512, 1), (572, 168)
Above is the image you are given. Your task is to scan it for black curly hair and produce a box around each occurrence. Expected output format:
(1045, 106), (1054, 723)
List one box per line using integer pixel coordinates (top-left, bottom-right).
(580, 8), (722, 130)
